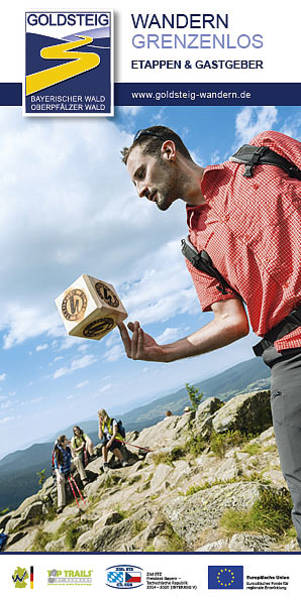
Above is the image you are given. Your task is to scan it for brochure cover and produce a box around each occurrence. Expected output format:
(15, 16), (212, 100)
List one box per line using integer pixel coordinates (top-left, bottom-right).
(0, 0), (300, 597)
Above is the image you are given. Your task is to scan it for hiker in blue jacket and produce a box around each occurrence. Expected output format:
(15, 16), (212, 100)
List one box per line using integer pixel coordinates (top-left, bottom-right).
(54, 434), (88, 513)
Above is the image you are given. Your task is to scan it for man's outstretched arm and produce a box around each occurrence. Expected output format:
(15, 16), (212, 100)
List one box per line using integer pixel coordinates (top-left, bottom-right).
(118, 297), (249, 362)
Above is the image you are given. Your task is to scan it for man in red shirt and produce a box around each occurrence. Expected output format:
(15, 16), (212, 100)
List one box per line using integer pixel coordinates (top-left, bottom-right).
(119, 125), (301, 546)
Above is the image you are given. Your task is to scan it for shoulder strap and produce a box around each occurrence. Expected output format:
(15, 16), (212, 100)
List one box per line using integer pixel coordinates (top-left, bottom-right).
(181, 237), (243, 300)
(230, 144), (301, 179)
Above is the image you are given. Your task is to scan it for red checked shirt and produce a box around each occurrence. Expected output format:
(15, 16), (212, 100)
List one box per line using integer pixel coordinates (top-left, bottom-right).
(186, 130), (301, 351)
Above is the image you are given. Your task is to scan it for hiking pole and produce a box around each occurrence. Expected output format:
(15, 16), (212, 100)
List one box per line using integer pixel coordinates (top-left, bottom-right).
(122, 441), (152, 453)
(70, 473), (87, 507)
(67, 476), (80, 509)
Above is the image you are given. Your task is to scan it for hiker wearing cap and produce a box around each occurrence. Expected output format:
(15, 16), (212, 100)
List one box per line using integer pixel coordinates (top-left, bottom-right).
(54, 434), (88, 513)
(98, 409), (127, 471)
(119, 126), (301, 546)
(71, 425), (95, 467)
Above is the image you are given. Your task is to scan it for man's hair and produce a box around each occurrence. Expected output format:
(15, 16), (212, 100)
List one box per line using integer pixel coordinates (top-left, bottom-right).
(121, 125), (192, 164)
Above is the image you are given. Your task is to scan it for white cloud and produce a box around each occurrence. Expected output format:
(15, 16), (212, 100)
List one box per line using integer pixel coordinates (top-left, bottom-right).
(104, 344), (123, 363)
(156, 327), (184, 344)
(0, 416), (14, 425)
(76, 380), (89, 389)
(99, 383), (112, 393)
(30, 397), (43, 405)
(119, 106), (142, 116)
(235, 106), (278, 145)
(0, 400), (12, 409)
(36, 343), (49, 352)
(3, 305), (61, 349)
(53, 354), (97, 379)
(210, 150), (221, 164)
(280, 113), (301, 138)
(0, 373), (6, 381)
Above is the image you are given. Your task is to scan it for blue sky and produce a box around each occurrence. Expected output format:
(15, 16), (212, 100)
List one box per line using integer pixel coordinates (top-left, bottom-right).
(0, 104), (300, 459)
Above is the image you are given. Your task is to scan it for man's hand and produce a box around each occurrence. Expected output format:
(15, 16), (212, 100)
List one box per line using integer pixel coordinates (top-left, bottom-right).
(118, 322), (167, 362)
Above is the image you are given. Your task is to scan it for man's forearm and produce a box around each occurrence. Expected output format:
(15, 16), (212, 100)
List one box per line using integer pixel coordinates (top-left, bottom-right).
(118, 298), (248, 363)
(161, 314), (248, 362)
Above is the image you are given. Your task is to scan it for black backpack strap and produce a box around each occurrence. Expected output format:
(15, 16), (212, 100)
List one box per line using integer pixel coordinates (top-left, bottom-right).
(253, 307), (301, 356)
(181, 237), (242, 300)
(230, 144), (301, 179)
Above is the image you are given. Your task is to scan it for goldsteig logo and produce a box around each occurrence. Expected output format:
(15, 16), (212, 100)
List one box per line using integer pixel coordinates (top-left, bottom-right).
(61, 288), (88, 321)
(25, 11), (113, 116)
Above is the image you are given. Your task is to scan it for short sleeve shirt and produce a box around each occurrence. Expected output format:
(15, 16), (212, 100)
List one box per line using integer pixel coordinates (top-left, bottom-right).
(186, 130), (301, 351)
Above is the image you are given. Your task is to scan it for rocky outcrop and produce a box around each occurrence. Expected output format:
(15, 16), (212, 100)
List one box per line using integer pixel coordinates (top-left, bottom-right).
(163, 481), (263, 545)
(2, 388), (299, 553)
(212, 390), (272, 435)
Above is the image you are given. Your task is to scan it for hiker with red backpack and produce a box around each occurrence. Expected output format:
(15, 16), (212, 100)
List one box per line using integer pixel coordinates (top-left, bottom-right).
(119, 126), (301, 547)
(98, 408), (128, 472)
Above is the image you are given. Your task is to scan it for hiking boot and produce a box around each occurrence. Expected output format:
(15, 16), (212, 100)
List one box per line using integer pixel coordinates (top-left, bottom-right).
(122, 460), (128, 467)
(102, 463), (109, 472)
(56, 506), (64, 514)
(82, 479), (89, 486)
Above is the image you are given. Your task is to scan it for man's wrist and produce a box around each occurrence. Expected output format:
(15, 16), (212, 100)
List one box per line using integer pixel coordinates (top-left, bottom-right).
(161, 338), (192, 362)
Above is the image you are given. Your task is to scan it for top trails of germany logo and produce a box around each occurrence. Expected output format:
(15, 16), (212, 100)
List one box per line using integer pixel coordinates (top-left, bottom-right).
(25, 11), (113, 116)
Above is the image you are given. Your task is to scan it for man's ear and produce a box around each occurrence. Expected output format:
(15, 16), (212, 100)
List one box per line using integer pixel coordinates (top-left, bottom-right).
(160, 139), (176, 161)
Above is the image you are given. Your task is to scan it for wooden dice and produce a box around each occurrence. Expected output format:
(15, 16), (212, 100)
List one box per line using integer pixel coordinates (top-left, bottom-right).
(55, 274), (127, 340)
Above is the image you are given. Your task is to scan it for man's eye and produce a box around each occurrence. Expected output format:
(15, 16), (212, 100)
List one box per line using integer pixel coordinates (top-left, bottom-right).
(137, 169), (145, 179)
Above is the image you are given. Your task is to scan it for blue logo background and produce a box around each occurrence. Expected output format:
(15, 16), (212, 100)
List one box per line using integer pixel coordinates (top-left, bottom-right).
(106, 564), (143, 589)
(208, 566), (244, 589)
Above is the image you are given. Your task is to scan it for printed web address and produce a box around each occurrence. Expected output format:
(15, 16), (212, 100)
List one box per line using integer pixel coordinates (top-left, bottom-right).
(131, 89), (252, 101)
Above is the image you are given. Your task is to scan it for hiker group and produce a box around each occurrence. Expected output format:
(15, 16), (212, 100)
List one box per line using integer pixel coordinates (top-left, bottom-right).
(53, 409), (128, 513)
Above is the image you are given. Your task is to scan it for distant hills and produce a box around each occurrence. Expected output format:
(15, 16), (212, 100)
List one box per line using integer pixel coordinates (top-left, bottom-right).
(0, 357), (270, 511)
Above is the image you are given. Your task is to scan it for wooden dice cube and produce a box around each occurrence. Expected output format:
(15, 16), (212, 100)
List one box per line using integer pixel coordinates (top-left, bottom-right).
(55, 274), (127, 340)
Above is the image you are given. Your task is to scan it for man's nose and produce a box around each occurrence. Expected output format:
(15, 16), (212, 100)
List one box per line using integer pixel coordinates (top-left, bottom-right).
(137, 182), (149, 198)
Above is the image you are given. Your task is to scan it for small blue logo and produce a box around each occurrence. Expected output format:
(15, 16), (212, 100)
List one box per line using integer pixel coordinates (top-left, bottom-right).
(208, 566), (244, 589)
(106, 565), (143, 589)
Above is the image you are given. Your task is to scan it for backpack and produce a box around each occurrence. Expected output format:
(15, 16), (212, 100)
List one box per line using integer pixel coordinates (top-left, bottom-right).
(117, 420), (126, 439)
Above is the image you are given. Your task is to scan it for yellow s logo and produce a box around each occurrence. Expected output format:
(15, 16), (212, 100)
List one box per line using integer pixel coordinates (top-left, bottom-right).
(26, 36), (100, 95)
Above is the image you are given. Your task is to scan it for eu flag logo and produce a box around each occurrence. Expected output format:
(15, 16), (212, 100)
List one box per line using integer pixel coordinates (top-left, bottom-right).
(208, 566), (244, 589)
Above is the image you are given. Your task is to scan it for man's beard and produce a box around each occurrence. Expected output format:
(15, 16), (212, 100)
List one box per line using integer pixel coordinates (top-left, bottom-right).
(155, 160), (179, 211)
(156, 190), (174, 211)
